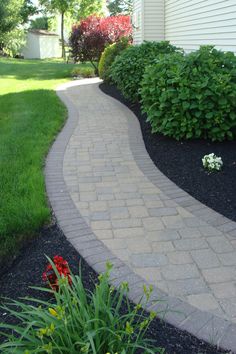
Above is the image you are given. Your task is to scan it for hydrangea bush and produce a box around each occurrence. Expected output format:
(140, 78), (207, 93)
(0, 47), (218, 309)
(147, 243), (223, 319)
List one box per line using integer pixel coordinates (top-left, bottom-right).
(141, 46), (236, 141)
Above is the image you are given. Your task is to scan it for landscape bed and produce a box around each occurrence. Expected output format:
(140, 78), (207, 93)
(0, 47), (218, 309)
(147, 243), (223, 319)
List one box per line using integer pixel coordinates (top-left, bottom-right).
(0, 223), (227, 354)
(100, 83), (236, 223)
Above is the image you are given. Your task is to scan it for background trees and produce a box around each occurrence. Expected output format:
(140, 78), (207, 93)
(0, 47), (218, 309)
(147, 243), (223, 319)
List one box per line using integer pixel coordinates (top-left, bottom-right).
(0, 0), (36, 54)
(107, 0), (133, 16)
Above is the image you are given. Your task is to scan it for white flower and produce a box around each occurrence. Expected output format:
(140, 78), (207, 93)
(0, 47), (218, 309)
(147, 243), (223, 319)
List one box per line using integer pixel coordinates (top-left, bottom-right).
(202, 153), (223, 172)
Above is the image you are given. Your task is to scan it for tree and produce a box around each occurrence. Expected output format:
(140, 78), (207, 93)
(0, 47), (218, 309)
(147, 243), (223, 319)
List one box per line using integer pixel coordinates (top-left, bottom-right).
(107, 0), (132, 16)
(30, 16), (50, 30)
(70, 15), (132, 74)
(40, 0), (76, 58)
(20, 0), (38, 23)
(0, 0), (24, 37)
(76, 0), (106, 20)
(0, 0), (36, 53)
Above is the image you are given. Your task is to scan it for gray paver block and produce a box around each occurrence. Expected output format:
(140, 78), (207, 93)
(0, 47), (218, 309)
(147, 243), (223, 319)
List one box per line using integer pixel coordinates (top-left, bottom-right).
(206, 236), (234, 253)
(197, 316), (230, 348)
(179, 310), (213, 335)
(174, 238), (208, 251)
(191, 249), (220, 269)
(148, 207), (178, 217)
(187, 293), (220, 312)
(210, 282), (236, 299)
(219, 324), (236, 352)
(167, 251), (193, 265)
(152, 241), (175, 253)
(167, 278), (208, 296)
(146, 229), (180, 242)
(161, 264), (200, 280)
(131, 253), (168, 267)
(202, 267), (236, 283)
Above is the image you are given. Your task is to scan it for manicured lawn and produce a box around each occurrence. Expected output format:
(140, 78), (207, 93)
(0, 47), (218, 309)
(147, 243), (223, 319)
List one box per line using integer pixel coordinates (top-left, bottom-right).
(0, 58), (90, 262)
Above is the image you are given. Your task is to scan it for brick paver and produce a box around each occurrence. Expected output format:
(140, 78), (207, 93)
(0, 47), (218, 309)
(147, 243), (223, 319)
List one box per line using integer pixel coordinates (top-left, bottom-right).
(46, 79), (236, 351)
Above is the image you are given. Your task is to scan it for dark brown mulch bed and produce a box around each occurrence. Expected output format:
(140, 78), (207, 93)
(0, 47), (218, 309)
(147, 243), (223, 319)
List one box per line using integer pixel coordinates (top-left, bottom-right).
(0, 224), (228, 354)
(99, 83), (236, 222)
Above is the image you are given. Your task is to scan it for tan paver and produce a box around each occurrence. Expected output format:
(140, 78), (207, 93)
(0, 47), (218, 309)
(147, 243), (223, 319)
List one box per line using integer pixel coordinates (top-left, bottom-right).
(62, 80), (236, 326)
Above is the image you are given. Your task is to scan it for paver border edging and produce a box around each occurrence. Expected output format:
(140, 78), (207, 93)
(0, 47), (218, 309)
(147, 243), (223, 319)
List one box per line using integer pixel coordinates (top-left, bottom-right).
(45, 80), (236, 353)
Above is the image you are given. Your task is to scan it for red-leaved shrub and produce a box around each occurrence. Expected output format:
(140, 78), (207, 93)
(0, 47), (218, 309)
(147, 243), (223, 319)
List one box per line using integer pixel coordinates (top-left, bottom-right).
(70, 15), (132, 74)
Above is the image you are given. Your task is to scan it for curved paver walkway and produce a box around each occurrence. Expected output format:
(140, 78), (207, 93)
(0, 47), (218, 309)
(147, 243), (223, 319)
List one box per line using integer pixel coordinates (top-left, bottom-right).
(46, 79), (236, 352)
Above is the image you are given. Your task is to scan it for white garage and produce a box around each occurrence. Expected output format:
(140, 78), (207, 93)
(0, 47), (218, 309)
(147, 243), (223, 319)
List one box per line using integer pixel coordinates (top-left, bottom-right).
(23, 29), (61, 59)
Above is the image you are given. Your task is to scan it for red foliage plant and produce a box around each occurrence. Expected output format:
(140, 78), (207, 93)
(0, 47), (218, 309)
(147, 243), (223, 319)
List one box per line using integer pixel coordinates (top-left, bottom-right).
(70, 15), (132, 74)
(42, 255), (72, 291)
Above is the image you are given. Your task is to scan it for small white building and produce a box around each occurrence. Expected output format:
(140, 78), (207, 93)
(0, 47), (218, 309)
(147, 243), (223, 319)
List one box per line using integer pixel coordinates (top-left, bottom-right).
(23, 29), (61, 59)
(133, 0), (236, 53)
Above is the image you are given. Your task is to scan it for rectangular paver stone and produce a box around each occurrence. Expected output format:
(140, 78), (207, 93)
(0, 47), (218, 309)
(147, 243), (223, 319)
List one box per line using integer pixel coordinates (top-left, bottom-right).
(131, 253), (168, 267)
(161, 264), (200, 280)
(191, 249), (220, 269)
(206, 236), (234, 253)
(174, 238), (208, 251)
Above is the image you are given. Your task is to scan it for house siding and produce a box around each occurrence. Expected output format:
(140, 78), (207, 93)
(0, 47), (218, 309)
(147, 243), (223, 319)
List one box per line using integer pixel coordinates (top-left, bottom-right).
(133, 0), (165, 44)
(133, 0), (143, 44)
(165, 0), (236, 53)
(144, 0), (165, 42)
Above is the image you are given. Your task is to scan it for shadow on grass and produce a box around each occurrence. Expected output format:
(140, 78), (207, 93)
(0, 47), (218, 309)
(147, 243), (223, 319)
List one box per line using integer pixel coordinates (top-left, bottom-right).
(0, 89), (67, 263)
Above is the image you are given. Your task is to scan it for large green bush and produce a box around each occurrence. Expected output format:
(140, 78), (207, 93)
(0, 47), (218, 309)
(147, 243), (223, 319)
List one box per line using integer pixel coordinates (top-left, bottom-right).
(141, 46), (236, 142)
(99, 37), (130, 82)
(0, 260), (164, 354)
(110, 41), (181, 101)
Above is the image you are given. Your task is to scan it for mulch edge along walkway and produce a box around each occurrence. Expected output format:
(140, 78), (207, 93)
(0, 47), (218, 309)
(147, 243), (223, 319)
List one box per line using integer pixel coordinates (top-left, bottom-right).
(100, 84), (236, 229)
(44, 80), (236, 352)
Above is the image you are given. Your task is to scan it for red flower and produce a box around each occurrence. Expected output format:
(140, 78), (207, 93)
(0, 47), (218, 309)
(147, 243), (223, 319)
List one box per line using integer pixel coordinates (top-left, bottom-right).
(42, 256), (72, 291)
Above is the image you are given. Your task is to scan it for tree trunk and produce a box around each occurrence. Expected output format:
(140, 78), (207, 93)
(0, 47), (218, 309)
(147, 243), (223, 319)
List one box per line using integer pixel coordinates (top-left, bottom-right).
(61, 12), (65, 59)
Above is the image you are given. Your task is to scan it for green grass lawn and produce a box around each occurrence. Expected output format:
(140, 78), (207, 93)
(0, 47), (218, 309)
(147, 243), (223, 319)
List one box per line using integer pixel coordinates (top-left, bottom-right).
(0, 58), (91, 263)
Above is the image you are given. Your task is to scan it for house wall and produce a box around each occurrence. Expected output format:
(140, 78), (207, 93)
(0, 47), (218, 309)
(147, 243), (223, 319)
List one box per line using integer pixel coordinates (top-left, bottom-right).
(165, 0), (236, 53)
(133, 0), (143, 44)
(133, 0), (236, 53)
(144, 0), (165, 42)
(133, 0), (165, 44)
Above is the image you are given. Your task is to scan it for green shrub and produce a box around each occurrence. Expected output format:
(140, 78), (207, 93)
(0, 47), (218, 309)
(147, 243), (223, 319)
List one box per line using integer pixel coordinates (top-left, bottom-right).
(141, 46), (236, 142)
(0, 260), (164, 354)
(71, 66), (95, 78)
(110, 41), (182, 101)
(98, 37), (130, 83)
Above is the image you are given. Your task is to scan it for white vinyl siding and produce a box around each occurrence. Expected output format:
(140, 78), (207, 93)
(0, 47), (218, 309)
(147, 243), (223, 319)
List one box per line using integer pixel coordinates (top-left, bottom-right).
(165, 0), (236, 53)
(133, 0), (165, 44)
(144, 0), (165, 41)
(133, 0), (143, 44)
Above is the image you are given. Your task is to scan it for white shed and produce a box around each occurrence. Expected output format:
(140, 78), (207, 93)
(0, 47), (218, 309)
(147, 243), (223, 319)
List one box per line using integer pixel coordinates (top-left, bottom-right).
(23, 30), (61, 59)
(133, 0), (236, 54)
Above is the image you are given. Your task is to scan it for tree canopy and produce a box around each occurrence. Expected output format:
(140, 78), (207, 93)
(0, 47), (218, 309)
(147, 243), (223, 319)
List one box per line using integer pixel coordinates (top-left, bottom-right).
(76, 0), (106, 20)
(107, 0), (132, 16)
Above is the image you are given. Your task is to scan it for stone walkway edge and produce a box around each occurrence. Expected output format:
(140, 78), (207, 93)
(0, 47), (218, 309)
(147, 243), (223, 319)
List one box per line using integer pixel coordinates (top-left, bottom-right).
(45, 79), (236, 352)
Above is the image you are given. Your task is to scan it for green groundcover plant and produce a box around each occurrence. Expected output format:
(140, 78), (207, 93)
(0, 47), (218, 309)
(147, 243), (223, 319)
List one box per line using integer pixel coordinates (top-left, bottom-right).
(0, 260), (164, 354)
(110, 41), (182, 102)
(141, 46), (236, 142)
(98, 37), (130, 83)
(71, 66), (95, 78)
